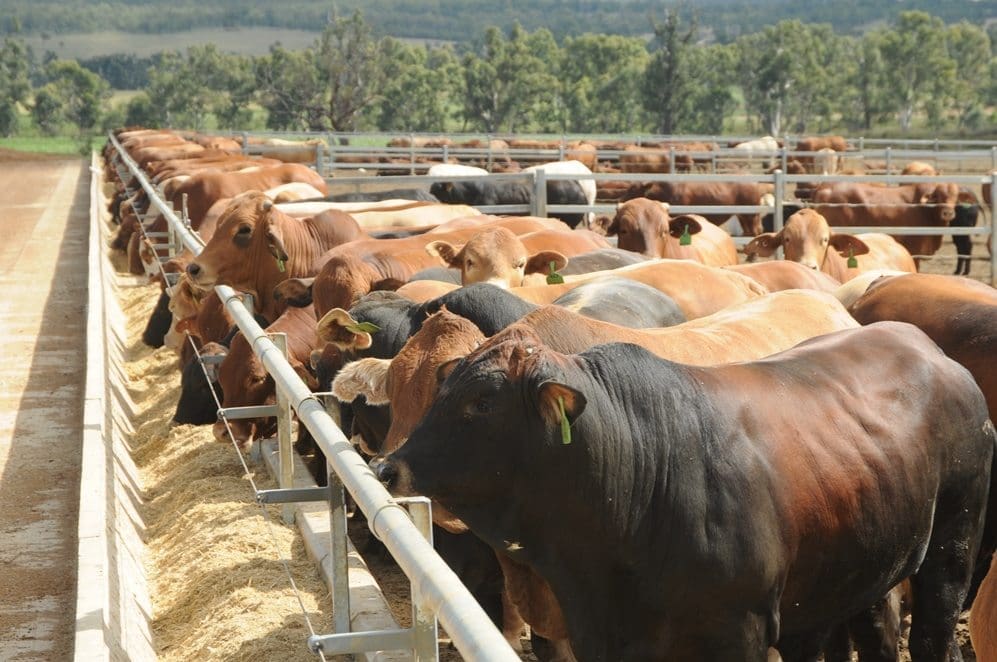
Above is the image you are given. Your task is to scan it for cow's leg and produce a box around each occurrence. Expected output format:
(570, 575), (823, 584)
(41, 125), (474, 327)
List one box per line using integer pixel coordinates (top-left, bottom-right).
(737, 213), (762, 237)
(686, 613), (772, 662)
(907, 528), (976, 660)
(776, 631), (824, 662)
(846, 589), (903, 662)
(820, 623), (852, 662)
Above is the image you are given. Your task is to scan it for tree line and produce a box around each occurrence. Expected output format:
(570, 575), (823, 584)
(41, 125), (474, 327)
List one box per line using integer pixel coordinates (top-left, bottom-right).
(0, 9), (994, 142)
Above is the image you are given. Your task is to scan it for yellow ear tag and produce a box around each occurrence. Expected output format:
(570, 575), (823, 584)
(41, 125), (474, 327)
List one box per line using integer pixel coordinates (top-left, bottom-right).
(679, 226), (692, 246)
(558, 396), (571, 445)
(847, 247), (858, 269)
(276, 257), (286, 273)
(546, 261), (564, 285)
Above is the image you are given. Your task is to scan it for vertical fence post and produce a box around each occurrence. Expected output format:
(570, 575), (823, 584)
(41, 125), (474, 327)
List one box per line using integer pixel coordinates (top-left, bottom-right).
(314, 142), (324, 176)
(241, 131), (249, 156)
(442, 144), (449, 165)
(991, 172), (997, 288)
(532, 170), (547, 218)
(991, 146), (996, 172)
(406, 498), (439, 662)
(271, 332), (295, 524)
(773, 170), (785, 260)
(885, 146), (892, 175)
(317, 393), (352, 638)
(669, 146), (676, 174)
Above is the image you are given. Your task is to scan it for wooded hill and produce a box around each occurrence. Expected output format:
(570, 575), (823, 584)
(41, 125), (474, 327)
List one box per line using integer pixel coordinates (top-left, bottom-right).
(3, 0), (995, 43)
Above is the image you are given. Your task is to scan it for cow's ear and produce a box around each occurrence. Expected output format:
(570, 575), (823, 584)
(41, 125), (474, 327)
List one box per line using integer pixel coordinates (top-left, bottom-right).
(425, 240), (463, 268)
(273, 277), (314, 307)
(525, 250), (568, 275)
(592, 215), (618, 236)
(536, 381), (587, 433)
(265, 222), (289, 262)
(317, 308), (375, 350)
(668, 215), (703, 239)
(829, 234), (870, 257)
(371, 277), (405, 292)
(743, 232), (782, 259)
(331, 358), (392, 405)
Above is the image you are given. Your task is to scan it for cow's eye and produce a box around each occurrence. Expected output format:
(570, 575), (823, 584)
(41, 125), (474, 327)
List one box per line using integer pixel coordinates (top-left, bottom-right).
(464, 397), (491, 419)
(237, 225), (252, 235)
(465, 259), (474, 268)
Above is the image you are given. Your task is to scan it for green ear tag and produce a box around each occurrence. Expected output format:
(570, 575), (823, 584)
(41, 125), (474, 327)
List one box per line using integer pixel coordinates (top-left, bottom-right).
(345, 321), (380, 335)
(276, 257), (286, 273)
(558, 396), (571, 445)
(847, 247), (858, 269)
(679, 226), (692, 246)
(546, 261), (564, 285)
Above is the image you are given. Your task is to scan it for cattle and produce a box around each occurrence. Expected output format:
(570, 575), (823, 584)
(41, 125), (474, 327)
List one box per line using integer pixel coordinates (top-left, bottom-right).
(846, 272), (997, 609)
(830, 269), (909, 310)
(314, 188), (438, 203)
(625, 181), (769, 236)
(972, 555), (997, 662)
(557, 248), (647, 275)
(594, 199), (738, 266)
(618, 145), (671, 174)
(730, 135), (781, 169)
(952, 187), (981, 275)
(425, 226), (609, 289)
(142, 290), (173, 348)
(901, 161), (937, 176)
(168, 163), (329, 226)
(172, 341), (228, 426)
(795, 136), (848, 172)
(523, 160), (596, 225)
(186, 192), (364, 321)
(743, 208), (917, 282)
(213, 305), (318, 446)
(334, 289), (856, 460)
(512, 259), (768, 320)
(430, 175), (589, 229)
(808, 181), (960, 258)
(378, 321), (995, 662)
(725, 261), (841, 293)
(427, 163), (489, 178)
(246, 136), (327, 164)
(305, 217), (574, 318)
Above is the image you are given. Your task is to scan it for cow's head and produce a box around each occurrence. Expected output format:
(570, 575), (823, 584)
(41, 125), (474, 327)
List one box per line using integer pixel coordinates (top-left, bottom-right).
(594, 199), (703, 257)
(743, 208), (868, 270)
(425, 226), (566, 289)
(916, 182), (959, 225)
(331, 309), (485, 457)
(186, 191), (287, 290)
(377, 324), (586, 515)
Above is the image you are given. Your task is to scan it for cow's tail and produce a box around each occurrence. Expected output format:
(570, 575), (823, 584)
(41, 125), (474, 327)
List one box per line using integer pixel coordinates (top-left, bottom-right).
(966, 419), (997, 608)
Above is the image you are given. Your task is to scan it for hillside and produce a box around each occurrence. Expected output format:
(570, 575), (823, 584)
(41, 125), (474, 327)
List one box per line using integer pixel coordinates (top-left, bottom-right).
(3, 0), (995, 47)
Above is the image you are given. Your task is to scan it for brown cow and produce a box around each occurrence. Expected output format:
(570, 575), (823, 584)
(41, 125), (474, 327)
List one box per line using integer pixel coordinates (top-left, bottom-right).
(795, 135), (848, 172)
(513, 259), (768, 320)
(185, 192), (364, 321)
(332, 291), (858, 658)
(846, 273), (996, 423)
(901, 161), (937, 176)
(213, 304), (318, 446)
(743, 208), (917, 282)
(809, 181), (960, 258)
(593, 199), (737, 266)
(168, 163), (329, 226)
(618, 145), (671, 174)
(725, 261), (841, 293)
(425, 226), (608, 289)
(627, 180), (768, 236)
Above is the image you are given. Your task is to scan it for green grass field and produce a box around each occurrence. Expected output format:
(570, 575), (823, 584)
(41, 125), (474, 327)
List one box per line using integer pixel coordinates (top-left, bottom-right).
(0, 136), (83, 155)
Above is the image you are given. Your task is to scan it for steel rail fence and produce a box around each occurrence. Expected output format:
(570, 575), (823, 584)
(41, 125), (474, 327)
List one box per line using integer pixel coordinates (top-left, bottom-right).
(108, 133), (521, 661)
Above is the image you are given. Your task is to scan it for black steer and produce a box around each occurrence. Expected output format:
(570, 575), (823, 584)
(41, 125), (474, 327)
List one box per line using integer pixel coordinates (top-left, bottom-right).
(430, 179), (588, 228)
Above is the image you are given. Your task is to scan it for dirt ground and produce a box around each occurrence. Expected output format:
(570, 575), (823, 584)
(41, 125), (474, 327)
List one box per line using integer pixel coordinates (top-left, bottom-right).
(0, 156), (89, 660)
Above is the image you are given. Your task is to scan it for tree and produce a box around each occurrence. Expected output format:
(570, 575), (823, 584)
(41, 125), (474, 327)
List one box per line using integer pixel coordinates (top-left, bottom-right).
(560, 33), (650, 133)
(460, 24), (559, 132)
(878, 11), (956, 131)
(372, 41), (460, 132)
(945, 22), (991, 130)
(642, 8), (696, 134)
(0, 37), (32, 136)
(841, 33), (892, 131)
(31, 59), (110, 135)
(254, 45), (326, 131)
(735, 21), (847, 135)
(678, 43), (737, 134)
(315, 10), (389, 131)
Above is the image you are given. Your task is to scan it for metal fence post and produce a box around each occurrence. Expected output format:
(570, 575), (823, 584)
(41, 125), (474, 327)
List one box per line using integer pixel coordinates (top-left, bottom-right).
(271, 332), (295, 524)
(314, 142), (324, 176)
(318, 393), (352, 638)
(669, 146), (676, 174)
(406, 498), (439, 662)
(884, 146), (893, 175)
(991, 172), (997, 287)
(773, 170), (785, 260)
(442, 144), (449, 164)
(241, 131), (249, 155)
(532, 170), (548, 218)
(991, 146), (996, 172)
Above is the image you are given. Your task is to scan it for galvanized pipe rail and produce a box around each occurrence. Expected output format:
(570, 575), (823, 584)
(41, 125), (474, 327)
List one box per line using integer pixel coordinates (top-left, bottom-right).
(109, 133), (520, 661)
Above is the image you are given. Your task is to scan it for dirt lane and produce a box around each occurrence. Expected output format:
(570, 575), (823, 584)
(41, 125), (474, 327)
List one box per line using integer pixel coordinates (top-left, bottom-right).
(0, 158), (89, 660)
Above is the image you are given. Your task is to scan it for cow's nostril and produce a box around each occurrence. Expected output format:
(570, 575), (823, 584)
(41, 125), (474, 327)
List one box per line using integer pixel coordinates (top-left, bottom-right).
(187, 262), (201, 277)
(376, 461), (398, 488)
